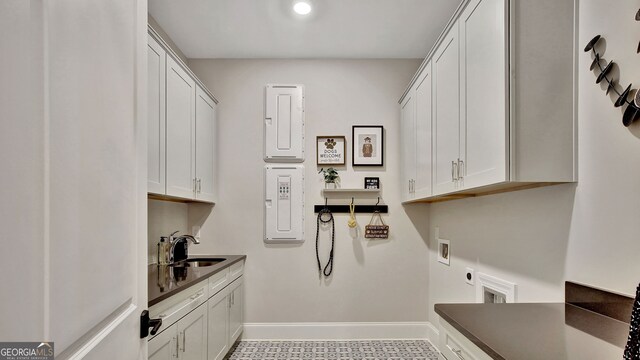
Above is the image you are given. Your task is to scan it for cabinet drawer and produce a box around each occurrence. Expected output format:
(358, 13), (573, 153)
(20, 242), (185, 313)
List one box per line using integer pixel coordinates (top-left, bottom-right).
(149, 280), (208, 338)
(439, 319), (492, 360)
(208, 268), (230, 297)
(229, 260), (244, 281)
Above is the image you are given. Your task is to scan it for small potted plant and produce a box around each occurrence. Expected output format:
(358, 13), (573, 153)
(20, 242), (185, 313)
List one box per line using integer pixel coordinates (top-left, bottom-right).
(319, 167), (339, 189)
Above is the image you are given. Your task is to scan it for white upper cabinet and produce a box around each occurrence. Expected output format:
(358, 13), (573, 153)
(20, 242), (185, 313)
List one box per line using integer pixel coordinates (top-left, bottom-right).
(432, 26), (460, 196)
(148, 28), (219, 203)
(459, 0), (508, 189)
(399, 0), (576, 202)
(413, 62), (433, 199)
(147, 35), (167, 195)
(400, 91), (416, 202)
(401, 62), (433, 202)
(166, 56), (196, 199)
(195, 86), (217, 202)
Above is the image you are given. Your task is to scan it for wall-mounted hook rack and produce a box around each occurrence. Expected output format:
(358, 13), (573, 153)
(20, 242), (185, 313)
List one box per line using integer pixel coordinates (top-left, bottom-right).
(314, 196), (387, 214)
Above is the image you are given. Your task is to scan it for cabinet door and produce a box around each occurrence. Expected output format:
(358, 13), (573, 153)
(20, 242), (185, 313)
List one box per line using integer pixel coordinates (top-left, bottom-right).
(400, 92), (416, 202)
(459, 0), (508, 189)
(147, 35), (166, 195)
(433, 24), (461, 195)
(178, 304), (208, 360)
(149, 327), (177, 360)
(195, 86), (217, 202)
(166, 56), (196, 199)
(207, 289), (230, 360)
(228, 278), (244, 347)
(414, 62), (433, 199)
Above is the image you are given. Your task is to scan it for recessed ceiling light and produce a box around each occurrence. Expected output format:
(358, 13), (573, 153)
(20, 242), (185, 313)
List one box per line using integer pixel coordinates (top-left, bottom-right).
(293, 1), (312, 15)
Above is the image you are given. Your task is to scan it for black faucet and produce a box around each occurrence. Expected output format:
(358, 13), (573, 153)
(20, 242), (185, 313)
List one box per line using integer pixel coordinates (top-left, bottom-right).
(168, 231), (200, 263)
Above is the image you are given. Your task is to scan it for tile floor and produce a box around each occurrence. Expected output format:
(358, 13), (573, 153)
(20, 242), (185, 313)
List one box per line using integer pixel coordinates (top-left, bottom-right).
(226, 340), (440, 360)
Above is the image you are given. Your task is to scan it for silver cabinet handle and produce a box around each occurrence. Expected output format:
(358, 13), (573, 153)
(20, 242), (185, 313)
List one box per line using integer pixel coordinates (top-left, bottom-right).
(451, 348), (466, 360)
(174, 336), (179, 358)
(408, 180), (411, 193)
(458, 159), (464, 180)
(451, 161), (456, 181)
(182, 330), (186, 353)
(193, 178), (197, 193)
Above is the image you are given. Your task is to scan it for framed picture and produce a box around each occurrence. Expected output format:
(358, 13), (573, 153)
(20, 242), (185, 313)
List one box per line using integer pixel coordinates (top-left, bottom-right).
(438, 238), (450, 266)
(316, 136), (346, 165)
(364, 177), (380, 189)
(352, 126), (383, 166)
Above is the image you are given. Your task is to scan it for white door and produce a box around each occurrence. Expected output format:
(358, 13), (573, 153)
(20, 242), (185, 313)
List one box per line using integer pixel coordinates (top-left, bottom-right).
(147, 35), (167, 195)
(166, 56), (196, 199)
(0, 0), (148, 359)
(433, 24), (461, 195)
(178, 305), (208, 360)
(400, 92), (416, 202)
(229, 278), (244, 346)
(414, 62), (433, 199)
(459, 0), (508, 189)
(208, 290), (230, 360)
(149, 329), (177, 360)
(195, 86), (217, 202)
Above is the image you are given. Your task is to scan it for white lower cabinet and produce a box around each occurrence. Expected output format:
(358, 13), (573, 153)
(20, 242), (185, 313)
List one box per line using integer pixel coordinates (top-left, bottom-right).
(438, 319), (492, 360)
(228, 277), (244, 345)
(149, 325), (177, 360)
(149, 304), (207, 360)
(207, 276), (244, 360)
(207, 289), (230, 360)
(179, 304), (208, 360)
(149, 261), (245, 360)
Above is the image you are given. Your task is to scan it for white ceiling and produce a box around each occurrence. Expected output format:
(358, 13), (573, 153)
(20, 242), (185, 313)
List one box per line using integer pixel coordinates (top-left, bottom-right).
(148, 0), (461, 59)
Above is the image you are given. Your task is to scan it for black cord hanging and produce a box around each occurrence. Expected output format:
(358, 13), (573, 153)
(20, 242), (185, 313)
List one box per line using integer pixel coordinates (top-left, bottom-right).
(315, 207), (335, 277)
(624, 282), (640, 359)
(584, 34), (640, 127)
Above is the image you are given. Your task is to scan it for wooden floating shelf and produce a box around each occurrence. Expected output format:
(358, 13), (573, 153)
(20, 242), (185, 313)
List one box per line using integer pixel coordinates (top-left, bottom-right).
(322, 188), (380, 195)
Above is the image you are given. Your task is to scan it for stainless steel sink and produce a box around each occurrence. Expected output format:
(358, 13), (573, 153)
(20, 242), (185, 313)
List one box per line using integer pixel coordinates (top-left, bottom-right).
(170, 258), (226, 268)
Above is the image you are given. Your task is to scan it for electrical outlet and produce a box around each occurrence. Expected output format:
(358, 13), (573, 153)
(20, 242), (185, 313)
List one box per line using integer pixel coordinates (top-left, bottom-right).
(465, 267), (475, 285)
(192, 225), (201, 241)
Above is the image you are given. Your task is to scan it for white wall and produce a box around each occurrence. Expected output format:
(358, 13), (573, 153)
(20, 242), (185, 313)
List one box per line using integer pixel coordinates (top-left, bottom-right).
(186, 59), (430, 323)
(427, 0), (640, 326)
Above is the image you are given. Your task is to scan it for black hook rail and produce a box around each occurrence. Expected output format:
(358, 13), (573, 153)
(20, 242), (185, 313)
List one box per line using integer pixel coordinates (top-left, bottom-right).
(314, 197), (388, 214)
(313, 205), (388, 214)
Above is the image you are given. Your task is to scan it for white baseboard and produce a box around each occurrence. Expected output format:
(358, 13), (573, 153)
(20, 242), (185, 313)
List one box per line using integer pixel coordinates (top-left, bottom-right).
(242, 322), (432, 340)
(426, 322), (440, 348)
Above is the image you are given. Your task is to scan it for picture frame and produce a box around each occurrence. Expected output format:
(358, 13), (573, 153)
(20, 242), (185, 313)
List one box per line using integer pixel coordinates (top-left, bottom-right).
(316, 136), (346, 165)
(438, 238), (450, 266)
(352, 126), (383, 166)
(364, 177), (380, 189)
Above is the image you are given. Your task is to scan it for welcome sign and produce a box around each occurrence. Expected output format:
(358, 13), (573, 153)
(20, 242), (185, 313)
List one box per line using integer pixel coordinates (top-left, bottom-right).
(316, 136), (346, 165)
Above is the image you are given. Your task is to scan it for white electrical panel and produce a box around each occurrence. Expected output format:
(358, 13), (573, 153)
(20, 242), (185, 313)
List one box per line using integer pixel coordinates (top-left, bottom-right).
(264, 84), (304, 162)
(264, 165), (304, 243)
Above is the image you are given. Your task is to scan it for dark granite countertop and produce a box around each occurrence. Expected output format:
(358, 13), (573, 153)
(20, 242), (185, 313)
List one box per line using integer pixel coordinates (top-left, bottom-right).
(435, 302), (629, 360)
(148, 255), (246, 307)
